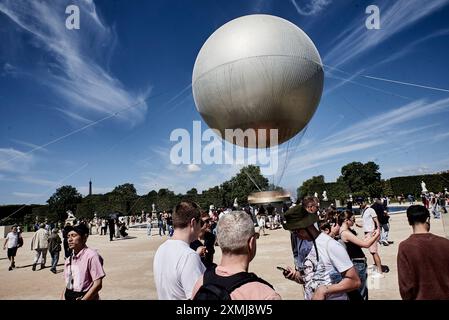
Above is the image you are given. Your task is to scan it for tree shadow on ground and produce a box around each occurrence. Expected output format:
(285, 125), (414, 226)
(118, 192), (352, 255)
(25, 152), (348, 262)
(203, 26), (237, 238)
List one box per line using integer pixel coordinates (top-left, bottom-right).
(15, 264), (35, 269)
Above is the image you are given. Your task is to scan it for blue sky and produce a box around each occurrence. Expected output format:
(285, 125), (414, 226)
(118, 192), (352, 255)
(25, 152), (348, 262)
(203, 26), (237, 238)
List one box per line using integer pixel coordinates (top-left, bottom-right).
(1, 0), (449, 205)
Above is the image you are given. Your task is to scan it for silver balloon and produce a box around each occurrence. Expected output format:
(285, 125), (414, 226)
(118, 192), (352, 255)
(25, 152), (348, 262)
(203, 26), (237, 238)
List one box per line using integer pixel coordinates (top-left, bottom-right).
(192, 14), (324, 148)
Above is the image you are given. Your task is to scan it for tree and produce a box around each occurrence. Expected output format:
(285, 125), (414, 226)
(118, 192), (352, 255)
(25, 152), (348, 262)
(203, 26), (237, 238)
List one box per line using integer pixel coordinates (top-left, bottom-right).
(140, 190), (158, 212)
(338, 161), (381, 197)
(183, 188), (199, 202)
(382, 179), (394, 197)
(47, 185), (83, 222)
(108, 183), (139, 214)
(111, 183), (137, 197)
(322, 181), (350, 203)
(199, 186), (223, 208)
(221, 165), (269, 207)
(156, 188), (179, 211)
(297, 175), (325, 199)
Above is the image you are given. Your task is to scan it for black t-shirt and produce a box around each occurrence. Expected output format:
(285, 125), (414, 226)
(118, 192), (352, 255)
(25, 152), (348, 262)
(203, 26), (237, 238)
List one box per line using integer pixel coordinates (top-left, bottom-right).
(371, 203), (389, 224)
(190, 232), (216, 268)
(166, 216), (173, 226)
(342, 229), (365, 259)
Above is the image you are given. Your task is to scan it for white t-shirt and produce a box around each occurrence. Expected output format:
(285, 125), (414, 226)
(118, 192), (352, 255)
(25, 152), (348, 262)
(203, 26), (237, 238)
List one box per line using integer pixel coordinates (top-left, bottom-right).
(303, 233), (353, 300)
(257, 216), (265, 227)
(5, 232), (19, 248)
(362, 207), (377, 232)
(153, 239), (206, 300)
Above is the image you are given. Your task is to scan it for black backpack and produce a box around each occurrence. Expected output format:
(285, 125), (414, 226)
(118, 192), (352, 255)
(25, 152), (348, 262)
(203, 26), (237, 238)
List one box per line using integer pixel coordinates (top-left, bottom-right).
(192, 266), (274, 300)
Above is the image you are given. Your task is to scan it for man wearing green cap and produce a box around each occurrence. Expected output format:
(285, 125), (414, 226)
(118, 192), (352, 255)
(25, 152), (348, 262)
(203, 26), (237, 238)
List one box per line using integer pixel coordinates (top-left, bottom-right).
(292, 198), (319, 262)
(282, 205), (360, 300)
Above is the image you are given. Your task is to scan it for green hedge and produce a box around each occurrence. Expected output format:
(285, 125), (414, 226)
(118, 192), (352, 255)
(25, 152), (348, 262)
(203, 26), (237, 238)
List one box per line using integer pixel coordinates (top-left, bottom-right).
(389, 172), (449, 197)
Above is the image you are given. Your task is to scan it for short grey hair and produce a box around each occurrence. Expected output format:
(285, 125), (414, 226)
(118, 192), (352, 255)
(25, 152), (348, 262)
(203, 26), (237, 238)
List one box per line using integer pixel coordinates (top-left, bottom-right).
(217, 211), (255, 254)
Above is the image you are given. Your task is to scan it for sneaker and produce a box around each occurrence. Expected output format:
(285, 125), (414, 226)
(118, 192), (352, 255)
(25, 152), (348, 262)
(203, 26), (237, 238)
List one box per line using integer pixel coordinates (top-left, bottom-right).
(8, 266), (13, 271)
(50, 269), (56, 274)
(32, 264), (36, 271)
(387, 240), (394, 244)
(371, 272), (385, 279)
(382, 240), (389, 246)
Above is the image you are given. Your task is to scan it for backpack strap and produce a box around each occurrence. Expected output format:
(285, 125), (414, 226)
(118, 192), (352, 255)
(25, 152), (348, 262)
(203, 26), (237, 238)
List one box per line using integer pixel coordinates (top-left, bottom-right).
(203, 265), (274, 295)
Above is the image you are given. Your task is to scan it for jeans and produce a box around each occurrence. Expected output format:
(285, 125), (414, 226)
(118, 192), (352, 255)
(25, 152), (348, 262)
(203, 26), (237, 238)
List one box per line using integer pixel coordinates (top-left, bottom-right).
(50, 251), (60, 270)
(353, 260), (368, 300)
(158, 221), (165, 236)
(33, 248), (47, 266)
(380, 223), (389, 242)
(329, 260), (368, 300)
(432, 205), (441, 218)
(167, 225), (174, 237)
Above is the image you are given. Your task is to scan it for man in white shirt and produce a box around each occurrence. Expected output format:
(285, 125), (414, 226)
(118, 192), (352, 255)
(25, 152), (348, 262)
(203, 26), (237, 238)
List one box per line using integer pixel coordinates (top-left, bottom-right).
(361, 201), (384, 277)
(283, 205), (360, 300)
(3, 226), (22, 271)
(153, 201), (205, 299)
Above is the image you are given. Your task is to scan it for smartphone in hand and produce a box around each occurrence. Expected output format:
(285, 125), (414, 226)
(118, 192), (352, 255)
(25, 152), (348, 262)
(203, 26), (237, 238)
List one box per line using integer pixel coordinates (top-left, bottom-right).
(276, 266), (287, 273)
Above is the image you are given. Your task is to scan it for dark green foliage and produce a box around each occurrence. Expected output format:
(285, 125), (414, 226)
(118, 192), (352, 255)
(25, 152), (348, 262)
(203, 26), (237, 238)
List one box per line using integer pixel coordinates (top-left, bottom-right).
(4, 165), (448, 226)
(297, 175), (325, 199)
(47, 185), (83, 222)
(220, 165), (269, 207)
(389, 172), (449, 197)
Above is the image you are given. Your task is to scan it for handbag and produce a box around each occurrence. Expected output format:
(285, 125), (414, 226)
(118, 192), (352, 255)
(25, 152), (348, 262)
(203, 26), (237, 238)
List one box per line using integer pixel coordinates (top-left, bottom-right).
(64, 288), (86, 300)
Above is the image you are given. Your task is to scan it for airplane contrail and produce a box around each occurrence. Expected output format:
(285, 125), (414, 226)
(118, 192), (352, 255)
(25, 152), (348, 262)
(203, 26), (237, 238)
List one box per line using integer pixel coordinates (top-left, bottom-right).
(363, 75), (449, 93)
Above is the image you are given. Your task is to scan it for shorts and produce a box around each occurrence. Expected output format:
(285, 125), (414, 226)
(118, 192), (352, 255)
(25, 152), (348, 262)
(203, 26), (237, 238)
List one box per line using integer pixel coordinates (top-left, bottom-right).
(7, 247), (18, 258)
(364, 232), (378, 254)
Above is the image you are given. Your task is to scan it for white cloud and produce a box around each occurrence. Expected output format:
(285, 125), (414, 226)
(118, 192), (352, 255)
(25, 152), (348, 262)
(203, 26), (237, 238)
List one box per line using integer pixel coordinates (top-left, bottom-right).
(0, 148), (33, 173)
(374, 28), (449, 67)
(3, 63), (14, 72)
(324, 70), (365, 96)
(287, 140), (384, 175)
(253, 0), (272, 13)
(433, 132), (449, 142)
(54, 108), (93, 125)
(383, 164), (434, 177)
(10, 139), (49, 153)
(1, 62), (18, 76)
(12, 192), (44, 198)
(324, 0), (449, 67)
(290, 0), (331, 16)
(283, 97), (449, 182)
(324, 98), (449, 145)
(18, 175), (58, 187)
(0, 0), (150, 126)
(187, 164), (201, 172)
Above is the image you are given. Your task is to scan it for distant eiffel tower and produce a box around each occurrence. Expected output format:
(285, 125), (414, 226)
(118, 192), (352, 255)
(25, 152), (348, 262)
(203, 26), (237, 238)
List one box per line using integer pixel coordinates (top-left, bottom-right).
(89, 179), (92, 196)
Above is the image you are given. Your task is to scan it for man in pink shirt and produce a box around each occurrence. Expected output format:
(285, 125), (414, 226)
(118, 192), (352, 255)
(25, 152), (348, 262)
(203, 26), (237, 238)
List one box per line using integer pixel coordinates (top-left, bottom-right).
(192, 211), (281, 300)
(63, 223), (105, 300)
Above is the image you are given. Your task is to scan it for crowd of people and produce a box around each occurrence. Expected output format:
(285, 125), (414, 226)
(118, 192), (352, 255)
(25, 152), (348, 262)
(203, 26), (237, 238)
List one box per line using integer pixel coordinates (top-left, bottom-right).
(149, 197), (448, 301)
(3, 194), (449, 300)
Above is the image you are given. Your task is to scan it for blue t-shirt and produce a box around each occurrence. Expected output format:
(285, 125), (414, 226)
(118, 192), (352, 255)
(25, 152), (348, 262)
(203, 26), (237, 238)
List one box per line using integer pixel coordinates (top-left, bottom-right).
(296, 239), (313, 268)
